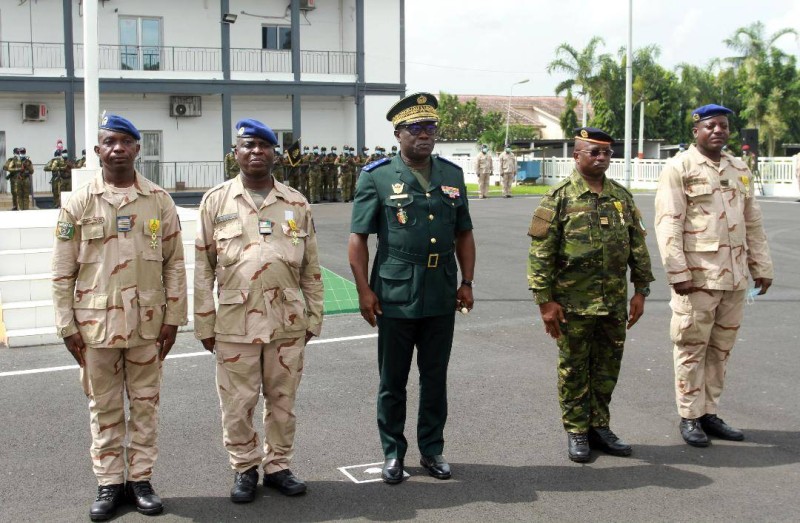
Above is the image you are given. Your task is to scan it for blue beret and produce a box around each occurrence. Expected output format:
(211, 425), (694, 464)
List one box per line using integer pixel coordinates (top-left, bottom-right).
(574, 127), (614, 144)
(692, 104), (734, 122)
(99, 114), (141, 140)
(235, 118), (278, 145)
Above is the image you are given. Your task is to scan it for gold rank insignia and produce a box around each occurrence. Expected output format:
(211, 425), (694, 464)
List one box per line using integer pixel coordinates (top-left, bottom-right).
(580, 129), (589, 138)
(741, 175), (750, 197)
(613, 201), (625, 225)
(392, 182), (404, 194)
(148, 219), (160, 249)
(417, 95), (427, 104)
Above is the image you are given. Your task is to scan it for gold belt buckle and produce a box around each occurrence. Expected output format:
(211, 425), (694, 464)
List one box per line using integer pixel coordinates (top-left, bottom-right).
(427, 253), (439, 268)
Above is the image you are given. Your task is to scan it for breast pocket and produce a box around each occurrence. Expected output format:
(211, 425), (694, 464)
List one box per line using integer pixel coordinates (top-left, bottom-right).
(77, 223), (104, 264)
(384, 195), (416, 228)
(141, 219), (164, 262)
(439, 192), (463, 224)
(213, 219), (244, 267)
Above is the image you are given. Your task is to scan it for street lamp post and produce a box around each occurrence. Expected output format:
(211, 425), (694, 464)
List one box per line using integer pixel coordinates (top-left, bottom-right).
(505, 79), (529, 148)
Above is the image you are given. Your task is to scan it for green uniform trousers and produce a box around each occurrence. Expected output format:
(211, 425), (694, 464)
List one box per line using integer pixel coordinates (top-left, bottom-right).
(377, 313), (455, 459)
(557, 310), (626, 433)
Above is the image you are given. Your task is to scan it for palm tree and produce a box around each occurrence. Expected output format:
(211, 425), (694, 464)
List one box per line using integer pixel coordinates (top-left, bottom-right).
(547, 36), (605, 127)
(724, 21), (797, 68)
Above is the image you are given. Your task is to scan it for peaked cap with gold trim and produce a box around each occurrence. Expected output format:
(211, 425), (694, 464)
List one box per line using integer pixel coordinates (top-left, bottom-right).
(573, 127), (614, 145)
(386, 92), (439, 127)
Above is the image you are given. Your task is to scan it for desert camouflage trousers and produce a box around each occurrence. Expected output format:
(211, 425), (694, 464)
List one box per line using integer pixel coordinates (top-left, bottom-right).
(501, 173), (514, 197)
(215, 336), (305, 474)
(478, 172), (490, 198)
(557, 311), (626, 433)
(670, 288), (745, 419)
(80, 343), (162, 485)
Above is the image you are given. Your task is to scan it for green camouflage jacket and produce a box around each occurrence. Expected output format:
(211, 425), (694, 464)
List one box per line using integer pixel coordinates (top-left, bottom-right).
(527, 169), (654, 315)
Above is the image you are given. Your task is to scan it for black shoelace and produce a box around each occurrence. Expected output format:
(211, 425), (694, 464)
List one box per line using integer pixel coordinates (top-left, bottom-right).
(131, 482), (154, 497)
(96, 485), (120, 501)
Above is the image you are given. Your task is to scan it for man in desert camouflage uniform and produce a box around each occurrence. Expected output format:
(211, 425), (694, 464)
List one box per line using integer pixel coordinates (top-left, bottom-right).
(499, 147), (517, 198)
(474, 144), (493, 199)
(195, 118), (324, 504)
(224, 144), (240, 180)
(528, 127), (654, 463)
(51, 115), (187, 521)
(654, 104), (773, 447)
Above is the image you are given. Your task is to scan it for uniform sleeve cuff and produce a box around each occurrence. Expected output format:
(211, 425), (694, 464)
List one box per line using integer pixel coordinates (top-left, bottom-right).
(532, 290), (553, 305)
(58, 323), (79, 338)
(307, 321), (322, 337)
(165, 311), (188, 326)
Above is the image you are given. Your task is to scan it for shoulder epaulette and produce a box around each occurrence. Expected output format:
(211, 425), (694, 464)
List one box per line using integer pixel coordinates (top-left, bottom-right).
(363, 157), (390, 172)
(435, 155), (464, 171)
(199, 180), (230, 206)
(608, 178), (633, 197)
(546, 177), (571, 196)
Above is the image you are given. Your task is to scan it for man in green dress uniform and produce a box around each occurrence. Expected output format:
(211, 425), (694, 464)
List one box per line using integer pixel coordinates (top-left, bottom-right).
(348, 92), (476, 484)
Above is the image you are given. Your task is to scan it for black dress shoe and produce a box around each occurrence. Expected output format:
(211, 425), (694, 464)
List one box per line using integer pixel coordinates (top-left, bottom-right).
(700, 414), (745, 441)
(90, 483), (125, 522)
(381, 458), (404, 484)
(680, 417), (710, 447)
(231, 466), (259, 503)
(263, 469), (307, 496)
(126, 480), (163, 516)
(567, 432), (591, 462)
(589, 426), (633, 456)
(420, 454), (451, 480)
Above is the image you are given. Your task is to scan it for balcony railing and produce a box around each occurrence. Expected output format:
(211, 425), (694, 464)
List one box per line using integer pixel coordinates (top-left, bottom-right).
(1, 41), (355, 75)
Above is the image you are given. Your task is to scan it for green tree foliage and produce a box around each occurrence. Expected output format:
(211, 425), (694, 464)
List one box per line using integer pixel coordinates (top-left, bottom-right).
(547, 21), (800, 154)
(438, 92), (538, 149)
(559, 91), (579, 137)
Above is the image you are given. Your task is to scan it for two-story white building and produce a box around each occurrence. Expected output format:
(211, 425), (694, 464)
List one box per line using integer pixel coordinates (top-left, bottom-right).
(0, 0), (406, 192)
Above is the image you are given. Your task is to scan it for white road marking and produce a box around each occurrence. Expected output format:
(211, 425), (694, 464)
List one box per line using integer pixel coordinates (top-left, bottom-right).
(338, 462), (411, 484)
(0, 333), (378, 378)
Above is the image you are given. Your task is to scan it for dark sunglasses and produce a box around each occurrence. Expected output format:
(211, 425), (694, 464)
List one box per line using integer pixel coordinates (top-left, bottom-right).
(401, 123), (438, 136)
(578, 148), (614, 158)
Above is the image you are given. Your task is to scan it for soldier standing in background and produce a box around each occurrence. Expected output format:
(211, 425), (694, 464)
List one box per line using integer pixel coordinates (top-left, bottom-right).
(194, 118), (323, 504)
(51, 114), (187, 520)
(224, 144), (240, 181)
(76, 149), (87, 169)
(307, 146), (322, 204)
(323, 146), (339, 202)
(499, 147), (517, 198)
(272, 147), (285, 183)
(45, 150), (70, 208)
(338, 145), (357, 202)
(15, 147), (34, 210)
(654, 104), (774, 447)
(298, 145), (311, 198)
(389, 145), (398, 158)
(2, 147), (21, 210)
(527, 127), (654, 463)
(474, 145), (493, 199)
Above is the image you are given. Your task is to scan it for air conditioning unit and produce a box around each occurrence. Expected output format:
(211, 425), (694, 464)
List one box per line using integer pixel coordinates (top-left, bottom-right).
(300, 0), (316, 10)
(22, 102), (47, 122)
(169, 96), (202, 117)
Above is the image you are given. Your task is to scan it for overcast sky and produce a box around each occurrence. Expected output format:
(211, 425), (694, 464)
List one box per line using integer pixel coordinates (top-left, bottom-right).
(403, 0), (800, 97)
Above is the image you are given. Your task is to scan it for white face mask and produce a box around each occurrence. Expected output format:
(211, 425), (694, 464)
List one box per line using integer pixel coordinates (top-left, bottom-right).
(482, 148), (488, 153)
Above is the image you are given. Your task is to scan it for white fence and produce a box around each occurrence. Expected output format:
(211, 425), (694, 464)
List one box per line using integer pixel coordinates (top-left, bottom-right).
(445, 155), (800, 197)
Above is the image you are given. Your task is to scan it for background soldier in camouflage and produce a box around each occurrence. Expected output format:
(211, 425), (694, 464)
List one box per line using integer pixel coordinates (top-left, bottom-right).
(14, 147), (34, 210)
(2, 147), (21, 210)
(654, 104), (774, 448)
(45, 149), (71, 208)
(76, 149), (87, 169)
(474, 144), (493, 199)
(195, 119), (323, 504)
(320, 146), (336, 201)
(307, 146), (323, 204)
(51, 115), (187, 521)
(337, 146), (357, 202)
(527, 127), (654, 463)
(272, 147), (285, 183)
(224, 144), (240, 180)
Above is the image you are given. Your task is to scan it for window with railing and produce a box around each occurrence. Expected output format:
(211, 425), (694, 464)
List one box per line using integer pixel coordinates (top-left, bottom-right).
(120, 16), (162, 71)
(262, 25), (291, 50)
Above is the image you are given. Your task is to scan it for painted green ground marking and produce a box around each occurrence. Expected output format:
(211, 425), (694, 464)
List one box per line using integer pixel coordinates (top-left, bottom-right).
(322, 266), (360, 314)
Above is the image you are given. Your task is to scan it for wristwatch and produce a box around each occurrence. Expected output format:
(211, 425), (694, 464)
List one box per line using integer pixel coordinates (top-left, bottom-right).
(634, 286), (650, 297)
(461, 279), (474, 288)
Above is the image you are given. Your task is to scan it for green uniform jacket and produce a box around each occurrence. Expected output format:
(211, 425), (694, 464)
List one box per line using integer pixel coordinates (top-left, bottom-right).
(351, 155), (473, 319)
(527, 170), (654, 315)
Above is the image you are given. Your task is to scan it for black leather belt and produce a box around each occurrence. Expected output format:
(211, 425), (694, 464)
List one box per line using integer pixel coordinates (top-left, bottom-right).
(378, 246), (454, 268)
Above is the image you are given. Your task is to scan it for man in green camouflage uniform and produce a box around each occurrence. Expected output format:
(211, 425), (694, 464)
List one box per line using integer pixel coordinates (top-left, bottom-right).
(307, 146), (323, 204)
(2, 147), (22, 210)
(13, 147), (34, 210)
(224, 144), (240, 180)
(527, 127), (654, 463)
(337, 146), (356, 202)
(45, 150), (70, 208)
(272, 147), (285, 183)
